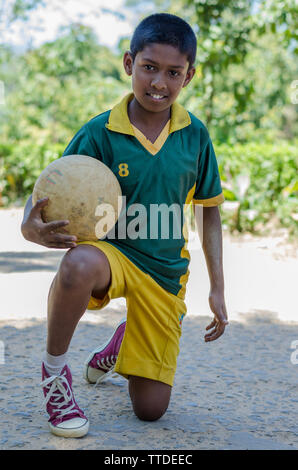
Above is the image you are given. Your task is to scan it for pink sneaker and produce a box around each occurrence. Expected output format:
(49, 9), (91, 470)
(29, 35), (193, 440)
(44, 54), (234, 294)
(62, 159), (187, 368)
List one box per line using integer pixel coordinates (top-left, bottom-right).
(83, 318), (126, 384)
(41, 363), (89, 438)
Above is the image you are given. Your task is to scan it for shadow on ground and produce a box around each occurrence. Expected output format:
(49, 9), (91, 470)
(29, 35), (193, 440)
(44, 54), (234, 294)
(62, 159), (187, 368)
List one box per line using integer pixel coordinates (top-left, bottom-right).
(0, 251), (64, 273)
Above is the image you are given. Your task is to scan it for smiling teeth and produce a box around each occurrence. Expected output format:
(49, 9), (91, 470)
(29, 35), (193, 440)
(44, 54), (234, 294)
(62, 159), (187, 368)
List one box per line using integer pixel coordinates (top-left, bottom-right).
(150, 94), (164, 99)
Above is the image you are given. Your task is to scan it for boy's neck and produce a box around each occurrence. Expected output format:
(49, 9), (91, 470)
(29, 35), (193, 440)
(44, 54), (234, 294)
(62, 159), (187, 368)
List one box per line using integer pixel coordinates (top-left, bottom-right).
(128, 97), (171, 141)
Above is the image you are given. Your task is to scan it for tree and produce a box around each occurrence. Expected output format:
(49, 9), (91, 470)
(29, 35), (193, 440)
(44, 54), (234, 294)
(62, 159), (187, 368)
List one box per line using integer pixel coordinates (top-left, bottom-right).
(125, 0), (297, 142)
(0, 0), (43, 35)
(0, 22), (129, 205)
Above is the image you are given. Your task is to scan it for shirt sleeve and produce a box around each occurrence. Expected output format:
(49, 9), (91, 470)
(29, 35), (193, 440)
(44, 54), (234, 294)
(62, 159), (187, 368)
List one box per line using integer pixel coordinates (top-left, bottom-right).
(192, 137), (225, 207)
(62, 124), (101, 159)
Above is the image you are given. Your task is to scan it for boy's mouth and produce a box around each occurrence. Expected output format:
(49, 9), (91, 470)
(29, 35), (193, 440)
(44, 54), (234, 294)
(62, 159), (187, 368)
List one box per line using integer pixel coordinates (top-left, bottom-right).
(146, 92), (168, 101)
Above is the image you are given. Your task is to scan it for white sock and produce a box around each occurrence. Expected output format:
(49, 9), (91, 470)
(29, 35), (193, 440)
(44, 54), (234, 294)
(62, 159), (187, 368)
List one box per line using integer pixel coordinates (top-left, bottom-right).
(44, 351), (68, 376)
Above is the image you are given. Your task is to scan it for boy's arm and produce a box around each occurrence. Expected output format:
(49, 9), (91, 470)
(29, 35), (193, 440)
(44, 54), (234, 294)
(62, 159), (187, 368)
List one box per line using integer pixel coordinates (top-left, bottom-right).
(193, 204), (229, 342)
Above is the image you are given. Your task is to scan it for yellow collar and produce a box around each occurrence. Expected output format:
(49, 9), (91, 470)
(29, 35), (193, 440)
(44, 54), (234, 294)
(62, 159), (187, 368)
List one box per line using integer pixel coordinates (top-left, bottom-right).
(105, 92), (191, 135)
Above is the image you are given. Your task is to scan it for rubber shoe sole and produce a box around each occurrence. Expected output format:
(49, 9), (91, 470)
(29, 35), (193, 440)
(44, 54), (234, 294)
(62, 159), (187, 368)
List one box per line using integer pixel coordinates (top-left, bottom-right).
(48, 417), (89, 438)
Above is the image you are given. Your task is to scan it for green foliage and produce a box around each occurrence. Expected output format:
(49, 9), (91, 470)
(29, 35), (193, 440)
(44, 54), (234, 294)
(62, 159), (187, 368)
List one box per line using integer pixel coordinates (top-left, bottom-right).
(0, 1), (297, 237)
(126, 0), (298, 142)
(0, 23), (130, 205)
(0, 0), (44, 41)
(0, 141), (64, 206)
(216, 141), (298, 235)
(255, 0), (298, 51)
(9, 0), (44, 20)
(1, 24), (129, 142)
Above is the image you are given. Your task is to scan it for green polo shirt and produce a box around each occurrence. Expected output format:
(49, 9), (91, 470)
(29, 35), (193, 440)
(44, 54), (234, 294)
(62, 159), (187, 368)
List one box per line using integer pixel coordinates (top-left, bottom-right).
(62, 93), (224, 298)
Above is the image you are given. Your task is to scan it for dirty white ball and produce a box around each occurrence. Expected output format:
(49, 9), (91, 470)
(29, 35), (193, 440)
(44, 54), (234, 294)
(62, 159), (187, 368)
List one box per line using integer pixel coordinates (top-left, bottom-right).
(32, 154), (122, 241)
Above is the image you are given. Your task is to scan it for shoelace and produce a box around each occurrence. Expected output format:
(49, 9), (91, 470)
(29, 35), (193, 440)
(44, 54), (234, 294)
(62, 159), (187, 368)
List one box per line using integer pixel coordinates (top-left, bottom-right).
(96, 354), (116, 371)
(95, 355), (118, 386)
(40, 372), (78, 418)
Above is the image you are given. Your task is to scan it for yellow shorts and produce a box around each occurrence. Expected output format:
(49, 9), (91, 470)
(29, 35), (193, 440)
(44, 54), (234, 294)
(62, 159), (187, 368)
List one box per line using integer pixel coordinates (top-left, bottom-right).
(78, 240), (187, 386)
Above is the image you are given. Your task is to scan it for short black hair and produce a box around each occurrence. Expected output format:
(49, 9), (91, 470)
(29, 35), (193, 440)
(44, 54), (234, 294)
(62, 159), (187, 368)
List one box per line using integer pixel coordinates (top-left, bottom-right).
(130, 13), (197, 69)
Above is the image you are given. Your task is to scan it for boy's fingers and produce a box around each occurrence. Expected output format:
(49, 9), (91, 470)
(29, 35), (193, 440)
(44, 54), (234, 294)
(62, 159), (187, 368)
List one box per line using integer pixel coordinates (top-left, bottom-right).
(206, 318), (216, 330)
(205, 308), (228, 341)
(45, 220), (70, 231)
(205, 331), (221, 342)
(47, 242), (77, 249)
(33, 197), (49, 210)
(206, 315), (228, 332)
(49, 232), (77, 243)
(31, 198), (49, 220)
(204, 324), (226, 342)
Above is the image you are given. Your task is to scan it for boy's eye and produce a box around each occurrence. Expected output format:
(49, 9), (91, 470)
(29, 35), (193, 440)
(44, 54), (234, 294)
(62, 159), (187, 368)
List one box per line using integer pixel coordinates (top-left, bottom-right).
(143, 65), (180, 76)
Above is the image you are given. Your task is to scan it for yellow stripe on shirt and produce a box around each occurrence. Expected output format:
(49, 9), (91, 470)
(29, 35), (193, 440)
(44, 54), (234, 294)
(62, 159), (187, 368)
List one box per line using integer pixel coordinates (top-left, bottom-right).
(132, 121), (170, 155)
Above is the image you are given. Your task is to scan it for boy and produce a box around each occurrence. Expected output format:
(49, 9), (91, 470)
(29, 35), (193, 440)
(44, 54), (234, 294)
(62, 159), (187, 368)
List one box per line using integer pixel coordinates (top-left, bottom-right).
(21, 13), (228, 438)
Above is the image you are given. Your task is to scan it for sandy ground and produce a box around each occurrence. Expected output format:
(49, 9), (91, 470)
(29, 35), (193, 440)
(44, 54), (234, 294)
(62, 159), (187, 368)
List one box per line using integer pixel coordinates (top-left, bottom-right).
(0, 208), (297, 450)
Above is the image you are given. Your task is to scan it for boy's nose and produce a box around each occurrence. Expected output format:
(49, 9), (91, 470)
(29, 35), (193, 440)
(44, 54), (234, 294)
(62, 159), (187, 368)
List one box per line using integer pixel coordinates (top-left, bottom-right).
(151, 76), (167, 91)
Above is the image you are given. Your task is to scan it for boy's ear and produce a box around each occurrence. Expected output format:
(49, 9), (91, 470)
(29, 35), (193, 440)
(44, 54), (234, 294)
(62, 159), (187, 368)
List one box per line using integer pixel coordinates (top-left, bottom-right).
(182, 66), (196, 88)
(123, 51), (134, 76)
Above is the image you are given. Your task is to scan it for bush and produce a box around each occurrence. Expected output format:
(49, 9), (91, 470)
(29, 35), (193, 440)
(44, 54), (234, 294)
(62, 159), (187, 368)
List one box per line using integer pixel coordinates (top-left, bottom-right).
(216, 140), (298, 236)
(0, 141), (64, 206)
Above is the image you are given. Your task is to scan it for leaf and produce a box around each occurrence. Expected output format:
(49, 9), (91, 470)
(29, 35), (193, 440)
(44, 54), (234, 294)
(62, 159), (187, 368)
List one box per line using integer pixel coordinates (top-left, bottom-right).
(222, 188), (237, 201)
(282, 180), (298, 197)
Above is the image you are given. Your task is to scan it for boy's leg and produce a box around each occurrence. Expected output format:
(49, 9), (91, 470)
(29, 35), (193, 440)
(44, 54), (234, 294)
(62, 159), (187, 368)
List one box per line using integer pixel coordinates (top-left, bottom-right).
(41, 244), (112, 438)
(47, 244), (111, 355)
(128, 376), (172, 421)
(109, 253), (187, 422)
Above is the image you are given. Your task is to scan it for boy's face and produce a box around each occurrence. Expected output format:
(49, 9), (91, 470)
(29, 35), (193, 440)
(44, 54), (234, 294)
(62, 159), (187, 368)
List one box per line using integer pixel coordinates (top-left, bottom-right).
(123, 43), (195, 114)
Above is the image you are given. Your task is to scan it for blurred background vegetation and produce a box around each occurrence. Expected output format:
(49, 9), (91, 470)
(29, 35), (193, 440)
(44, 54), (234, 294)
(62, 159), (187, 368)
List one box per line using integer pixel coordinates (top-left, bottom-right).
(0, 0), (297, 237)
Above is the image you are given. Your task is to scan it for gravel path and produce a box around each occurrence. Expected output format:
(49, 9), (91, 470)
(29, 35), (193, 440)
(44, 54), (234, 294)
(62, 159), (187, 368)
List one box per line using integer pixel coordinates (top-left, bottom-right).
(1, 312), (298, 450)
(0, 208), (297, 450)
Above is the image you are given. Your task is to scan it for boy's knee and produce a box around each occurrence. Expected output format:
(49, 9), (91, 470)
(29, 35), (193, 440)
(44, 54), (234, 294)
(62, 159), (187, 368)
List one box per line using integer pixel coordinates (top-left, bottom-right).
(133, 401), (168, 422)
(58, 245), (109, 289)
(129, 376), (171, 422)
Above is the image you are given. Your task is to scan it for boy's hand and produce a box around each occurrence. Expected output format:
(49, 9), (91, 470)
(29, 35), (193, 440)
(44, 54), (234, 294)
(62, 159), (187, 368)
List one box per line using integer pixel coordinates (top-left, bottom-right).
(204, 288), (229, 342)
(21, 197), (77, 249)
